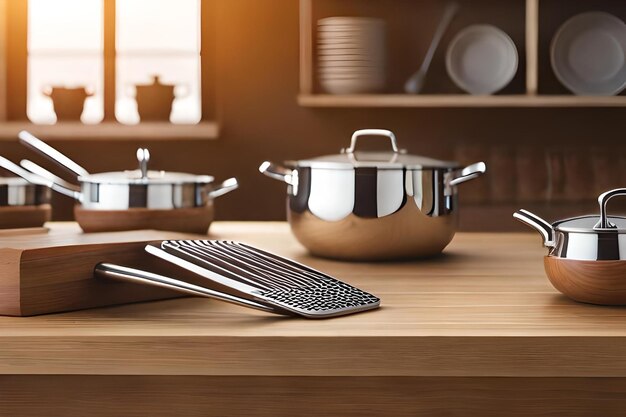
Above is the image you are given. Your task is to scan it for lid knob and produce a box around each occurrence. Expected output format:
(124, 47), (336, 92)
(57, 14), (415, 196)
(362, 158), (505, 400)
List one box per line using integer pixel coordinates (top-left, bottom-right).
(343, 129), (400, 154)
(136, 148), (150, 179)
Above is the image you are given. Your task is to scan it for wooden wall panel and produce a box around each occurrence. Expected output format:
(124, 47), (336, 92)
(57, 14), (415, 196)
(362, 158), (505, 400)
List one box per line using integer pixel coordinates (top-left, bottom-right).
(3, 376), (626, 417)
(0, 0), (623, 228)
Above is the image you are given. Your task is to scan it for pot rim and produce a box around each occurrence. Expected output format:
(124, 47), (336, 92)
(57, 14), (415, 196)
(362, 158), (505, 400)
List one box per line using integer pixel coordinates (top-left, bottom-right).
(285, 159), (460, 170)
(78, 170), (215, 186)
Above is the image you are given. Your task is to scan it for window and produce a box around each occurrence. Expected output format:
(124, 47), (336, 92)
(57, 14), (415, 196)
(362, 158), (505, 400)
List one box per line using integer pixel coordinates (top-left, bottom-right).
(116, 0), (201, 124)
(24, 0), (204, 126)
(28, 0), (104, 124)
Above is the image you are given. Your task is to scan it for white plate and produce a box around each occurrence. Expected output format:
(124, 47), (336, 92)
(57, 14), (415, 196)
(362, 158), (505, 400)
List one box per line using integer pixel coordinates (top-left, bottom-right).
(445, 24), (518, 95)
(320, 78), (385, 94)
(551, 11), (626, 95)
(318, 30), (383, 39)
(318, 66), (384, 73)
(317, 54), (384, 62)
(318, 60), (383, 68)
(318, 48), (385, 57)
(318, 17), (384, 26)
(317, 42), (383, 50)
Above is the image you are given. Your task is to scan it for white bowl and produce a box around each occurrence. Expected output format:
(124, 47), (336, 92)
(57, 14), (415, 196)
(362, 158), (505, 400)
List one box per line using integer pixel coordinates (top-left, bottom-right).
(551, 11), (626, 96)
(446, 24), (518, 95)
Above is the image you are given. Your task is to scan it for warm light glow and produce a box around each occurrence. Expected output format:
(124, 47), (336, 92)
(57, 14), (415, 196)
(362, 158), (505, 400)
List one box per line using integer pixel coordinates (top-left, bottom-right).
(116, 0), (201, 124)
(27, 0), (103, 124)
(27, 0), (201, 125)
(29, 0), (103, 53)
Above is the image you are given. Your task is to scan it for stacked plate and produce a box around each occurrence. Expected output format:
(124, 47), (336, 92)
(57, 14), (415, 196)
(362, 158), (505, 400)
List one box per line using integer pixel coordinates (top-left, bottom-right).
(317, 17), (386, 94)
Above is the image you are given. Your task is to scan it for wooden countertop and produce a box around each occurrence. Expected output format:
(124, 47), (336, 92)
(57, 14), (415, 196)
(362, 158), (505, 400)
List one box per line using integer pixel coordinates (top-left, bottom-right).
(1, 222), (626, 378)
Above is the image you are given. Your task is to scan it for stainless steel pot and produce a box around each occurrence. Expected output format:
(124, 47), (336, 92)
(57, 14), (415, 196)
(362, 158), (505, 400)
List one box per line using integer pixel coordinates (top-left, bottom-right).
(17, 131), (238, 210)
(0, 157), (52, 229)
(514, 188), (626, 261)
(514, 188), (626, 305)
(260, 129), (486, 260)
(0, 170), (50, 207)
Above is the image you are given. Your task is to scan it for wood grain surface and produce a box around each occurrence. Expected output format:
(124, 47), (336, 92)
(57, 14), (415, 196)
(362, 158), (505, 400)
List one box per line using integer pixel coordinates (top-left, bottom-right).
(2, 221), (626, 416)
(74, 204), (214, 233)
(0, 204), (50, 229)
(0, 222), (625, 377)
(3, 375), (626, 417)
(545, 256), (626, 305)
(0, 224), (206, 316)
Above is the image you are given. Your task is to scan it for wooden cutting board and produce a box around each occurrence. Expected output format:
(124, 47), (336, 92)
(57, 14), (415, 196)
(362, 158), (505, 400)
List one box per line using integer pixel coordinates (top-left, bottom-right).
(0, 223), (203, 316)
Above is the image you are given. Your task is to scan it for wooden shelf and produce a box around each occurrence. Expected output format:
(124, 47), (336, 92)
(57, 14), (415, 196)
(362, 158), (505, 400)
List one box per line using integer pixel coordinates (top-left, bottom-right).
(298, 94), (626, 108)
(299, 0), (626, 108)
(0, 121), (219, 141)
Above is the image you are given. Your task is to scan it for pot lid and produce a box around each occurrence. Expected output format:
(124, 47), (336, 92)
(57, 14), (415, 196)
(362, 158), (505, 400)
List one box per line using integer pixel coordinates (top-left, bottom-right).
(554, 215), (626, 233)
(290, 129), (459, 170)
(78, 148), (214, 185)
(79, 170), (214, 185)
(554, 189), (626, 233)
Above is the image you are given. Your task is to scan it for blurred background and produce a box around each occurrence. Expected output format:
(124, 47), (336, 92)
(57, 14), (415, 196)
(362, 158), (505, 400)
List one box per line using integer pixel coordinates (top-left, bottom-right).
(0, 0), (625, 230)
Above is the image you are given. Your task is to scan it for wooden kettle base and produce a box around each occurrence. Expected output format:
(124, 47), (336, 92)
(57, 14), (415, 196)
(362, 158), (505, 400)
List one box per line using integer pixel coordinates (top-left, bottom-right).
(75, 205), (214, 234)
(544, 256), (626, 305)
(0, 204), (51, 229)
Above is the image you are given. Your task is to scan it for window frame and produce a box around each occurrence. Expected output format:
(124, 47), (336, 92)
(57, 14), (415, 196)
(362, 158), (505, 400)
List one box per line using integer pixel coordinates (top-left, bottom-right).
(0, 0), (217, 139)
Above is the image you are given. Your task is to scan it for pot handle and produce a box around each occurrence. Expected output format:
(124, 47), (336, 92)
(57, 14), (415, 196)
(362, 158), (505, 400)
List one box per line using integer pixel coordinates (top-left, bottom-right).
(20, 159), (82, 193)
(259, 161), (297, 186)
(18, 130), (90, 178)
(0, 156), (82, 201)
(594, 188), (626, 229)
(207, 177), (239, 199)
(344, 129), (399, 154)
(513, 209), (555, 248)
(448, 162), (486, 186)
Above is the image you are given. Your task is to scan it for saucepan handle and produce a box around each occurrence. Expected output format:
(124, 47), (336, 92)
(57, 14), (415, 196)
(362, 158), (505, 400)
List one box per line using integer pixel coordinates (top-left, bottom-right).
(594, 188), (626, 229)
(259, 161), (297, 186)
(513, 209), (555, 248)
(0, 156), (83, 201)
(447, 161), (487, 187)
(18, 130), (91, 178)
(207, 177), (239, 199)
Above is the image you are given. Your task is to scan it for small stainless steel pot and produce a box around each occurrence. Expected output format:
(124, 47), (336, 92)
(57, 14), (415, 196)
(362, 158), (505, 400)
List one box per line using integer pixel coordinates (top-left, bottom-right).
(17, 131), (238, 210)
(260, 129), (486, 260)
(0, 158), (52, 229)
(515, 188), (626, 305)
(514, 188), (626, 261)
(0, 174), (50, 207)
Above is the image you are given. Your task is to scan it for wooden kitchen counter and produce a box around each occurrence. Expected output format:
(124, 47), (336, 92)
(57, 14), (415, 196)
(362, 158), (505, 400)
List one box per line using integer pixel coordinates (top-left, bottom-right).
(2, 222), (626, 416)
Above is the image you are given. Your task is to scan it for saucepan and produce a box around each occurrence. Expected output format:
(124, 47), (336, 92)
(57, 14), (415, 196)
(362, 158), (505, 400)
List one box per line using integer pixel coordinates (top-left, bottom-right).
(514, 188), (626, 305)
(12, 131), (238, 233)
(260, 129), (486, 261)
(0, 161), (51, 228)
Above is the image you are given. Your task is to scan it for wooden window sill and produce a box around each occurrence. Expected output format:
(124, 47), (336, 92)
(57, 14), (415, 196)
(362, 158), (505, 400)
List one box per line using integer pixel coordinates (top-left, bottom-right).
(0, 121), (219, 140)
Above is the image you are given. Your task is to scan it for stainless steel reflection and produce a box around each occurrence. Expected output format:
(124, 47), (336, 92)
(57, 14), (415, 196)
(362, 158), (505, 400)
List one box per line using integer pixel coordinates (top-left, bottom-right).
(0, 156), (51, 206)
(514, 188), (626, 261)
(16, 130), (238, 210)
(260, 129), (486, 260)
